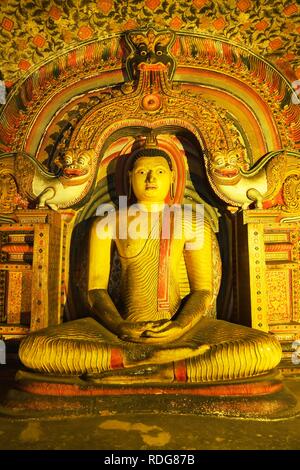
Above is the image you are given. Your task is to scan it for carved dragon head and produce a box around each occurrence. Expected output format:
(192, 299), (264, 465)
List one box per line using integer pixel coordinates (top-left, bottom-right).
(209, 148), (249, 186)
(54, 149), (93, 185)
(125, 28), (176, 80)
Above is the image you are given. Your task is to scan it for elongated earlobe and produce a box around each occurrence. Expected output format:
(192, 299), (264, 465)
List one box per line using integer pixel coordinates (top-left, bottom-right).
(170, 181), (175, 199)
(170, 171), (175, 199)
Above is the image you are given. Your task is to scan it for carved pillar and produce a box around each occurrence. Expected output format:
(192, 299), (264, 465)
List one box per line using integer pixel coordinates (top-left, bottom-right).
(241, 209), (300, 358)
(0, 210), (73, 339)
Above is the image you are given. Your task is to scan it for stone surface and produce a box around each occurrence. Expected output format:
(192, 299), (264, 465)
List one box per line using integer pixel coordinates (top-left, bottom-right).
(0, 355), (300, 450)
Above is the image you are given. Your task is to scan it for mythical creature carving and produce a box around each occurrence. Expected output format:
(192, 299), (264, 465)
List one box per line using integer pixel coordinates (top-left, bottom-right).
(125, 28), (176, 80)
(0, 149), (95, 211)
(208, 148), (249, 186)
(207, 150), (300, 210)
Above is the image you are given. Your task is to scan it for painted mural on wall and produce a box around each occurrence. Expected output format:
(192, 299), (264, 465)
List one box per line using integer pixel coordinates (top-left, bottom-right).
(0, 0), (299, 90)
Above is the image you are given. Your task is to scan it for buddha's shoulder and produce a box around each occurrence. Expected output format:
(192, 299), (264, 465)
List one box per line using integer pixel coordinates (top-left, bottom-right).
(175, 209), (212, 242)
(90, 208), (117, 238)
(171, 204), (210, 225)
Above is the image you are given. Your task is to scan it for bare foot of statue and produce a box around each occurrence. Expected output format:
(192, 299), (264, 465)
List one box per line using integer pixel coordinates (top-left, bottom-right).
(82, 341), (210, 384)
(123, 343), (211, 367)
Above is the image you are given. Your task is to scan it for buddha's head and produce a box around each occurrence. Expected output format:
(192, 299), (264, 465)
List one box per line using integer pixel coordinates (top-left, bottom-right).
(129, 148), (175, 205)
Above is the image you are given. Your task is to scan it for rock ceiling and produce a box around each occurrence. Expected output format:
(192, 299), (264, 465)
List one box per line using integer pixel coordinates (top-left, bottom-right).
(0, 0), (299, 90)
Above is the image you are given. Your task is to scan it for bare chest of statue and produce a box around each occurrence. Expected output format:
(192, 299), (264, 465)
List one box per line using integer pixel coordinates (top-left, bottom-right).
(115, 211), (183, 322)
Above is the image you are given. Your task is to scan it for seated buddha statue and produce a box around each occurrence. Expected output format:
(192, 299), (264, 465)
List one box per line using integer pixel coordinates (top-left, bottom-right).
(19, 143), (282, 384)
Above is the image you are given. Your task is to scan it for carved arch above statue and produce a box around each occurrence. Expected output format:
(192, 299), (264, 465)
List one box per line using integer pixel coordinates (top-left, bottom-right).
(0, 28), (299, 211)
(1, 29), (299, 158)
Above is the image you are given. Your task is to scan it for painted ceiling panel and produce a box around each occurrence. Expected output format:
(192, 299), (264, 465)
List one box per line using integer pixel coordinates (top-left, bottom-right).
(0, 0), (299, 90)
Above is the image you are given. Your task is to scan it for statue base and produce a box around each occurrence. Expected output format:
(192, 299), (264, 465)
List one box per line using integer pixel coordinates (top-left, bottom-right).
(0, 369), (299, 420)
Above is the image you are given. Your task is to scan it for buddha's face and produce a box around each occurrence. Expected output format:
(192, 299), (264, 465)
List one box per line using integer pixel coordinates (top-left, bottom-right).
(130, 156), (174, 204)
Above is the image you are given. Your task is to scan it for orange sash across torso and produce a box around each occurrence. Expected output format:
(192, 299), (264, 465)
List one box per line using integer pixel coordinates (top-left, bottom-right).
(157, 210), (173, 313)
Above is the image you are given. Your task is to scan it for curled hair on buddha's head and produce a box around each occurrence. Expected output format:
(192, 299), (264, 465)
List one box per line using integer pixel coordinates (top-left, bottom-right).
(131, 147), (173, 170)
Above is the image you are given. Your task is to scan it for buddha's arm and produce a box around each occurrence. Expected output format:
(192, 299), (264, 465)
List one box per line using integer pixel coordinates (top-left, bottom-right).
(175, 220), (214, 328)
(88, 218), (124, 335)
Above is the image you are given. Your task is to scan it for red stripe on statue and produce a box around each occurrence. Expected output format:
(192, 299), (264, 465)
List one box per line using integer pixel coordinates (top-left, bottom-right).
(174, 360), (187, 382)
(110, 348), (124, 369)
(157, 238), (170, 304)
(157, 210), (171, 311)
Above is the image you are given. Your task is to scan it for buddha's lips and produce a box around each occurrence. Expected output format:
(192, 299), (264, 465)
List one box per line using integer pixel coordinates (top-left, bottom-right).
(63, 168), (87, 177)
(145, 185), (158, 190)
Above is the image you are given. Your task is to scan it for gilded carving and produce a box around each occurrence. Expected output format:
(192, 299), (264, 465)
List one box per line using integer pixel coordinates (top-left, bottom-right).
(0, 31), (297, 162)
(266, 270), (290, 324)
(264, 154), (288, 200)
(9, 149), (96, 210)
(0, 171), (19, 213)
(282, 175), (300, 212)
(0, 28), (296, 216)
(125, 28), (176, 80)
(70, 39), (249, 190)
(253, 154), (300, 212)
(14, 153), (35, 202)
(7, 271), (22, 324)
(208, 148), (249, 186)
(209, 151), (300, 210)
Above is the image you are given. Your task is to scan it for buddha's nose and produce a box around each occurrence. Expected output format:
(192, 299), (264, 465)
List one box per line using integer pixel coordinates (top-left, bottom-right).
(146, 171), (156, 182)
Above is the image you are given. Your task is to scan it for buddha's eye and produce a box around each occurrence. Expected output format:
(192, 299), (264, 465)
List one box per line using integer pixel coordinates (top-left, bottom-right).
(157, 169), (165, 174)
(137, 169), (146, 175)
